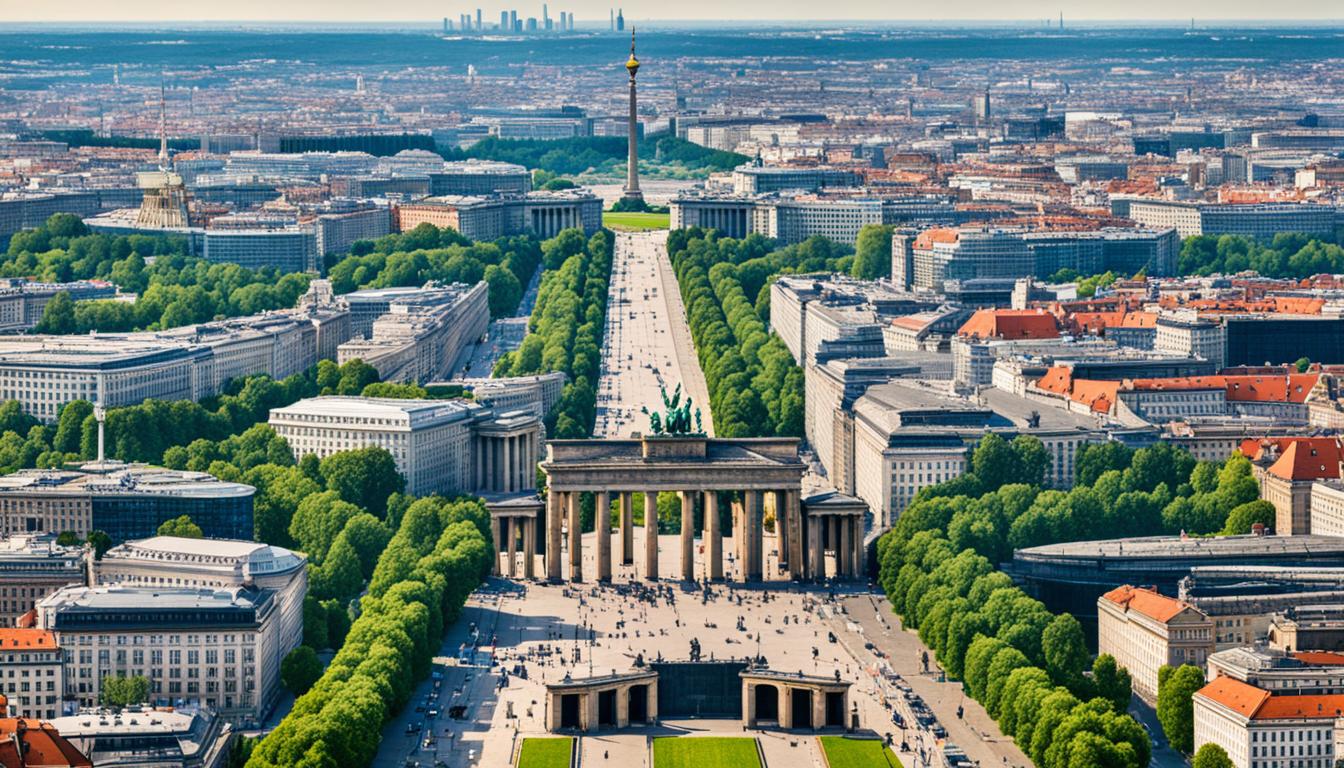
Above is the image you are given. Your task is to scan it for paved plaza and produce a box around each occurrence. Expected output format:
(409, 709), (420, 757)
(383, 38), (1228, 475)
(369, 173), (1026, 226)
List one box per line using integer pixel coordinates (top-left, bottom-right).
(371, 528), (1035, 768)
(596, 230), (713, 438)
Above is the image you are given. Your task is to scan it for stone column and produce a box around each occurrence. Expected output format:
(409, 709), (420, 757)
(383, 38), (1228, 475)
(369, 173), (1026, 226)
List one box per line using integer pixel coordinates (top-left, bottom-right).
(787, 490), (804, 581)
(596, 492), (612, 582)
(853, 516), (865, 579)
(567, 492), (582, 582)
(490, 515), (501, 576)
(484, 437), (495, 493)
(839, 515), (852, 579)
(813, 688), (827, 730)
(505, 517), (518, 577)
(679, 491), (694, 582)
(524, 517), (537, 579)
(779, 686), (793, 730)
(644, 491), (659, 580)
(733, 498), (745, 582)
(774, 490), (789, 570)
(745, 490), (762, 581)
(546, 491), (563, 582)
(620, 491), (634, 566)
(705, 491), (722, 580)
(809, 516), (823, 582)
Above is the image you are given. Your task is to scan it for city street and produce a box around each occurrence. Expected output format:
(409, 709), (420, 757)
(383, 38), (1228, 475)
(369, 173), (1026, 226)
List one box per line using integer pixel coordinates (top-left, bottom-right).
(595, 230), (713, 437)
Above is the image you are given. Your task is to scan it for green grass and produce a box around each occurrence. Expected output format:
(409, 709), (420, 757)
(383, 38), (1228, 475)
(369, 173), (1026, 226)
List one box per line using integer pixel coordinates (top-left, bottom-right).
(819, 736), (903, 768)
(653, 737), (761, 768)
(603, 211), (671, 231)
(517, 737), (573, 768)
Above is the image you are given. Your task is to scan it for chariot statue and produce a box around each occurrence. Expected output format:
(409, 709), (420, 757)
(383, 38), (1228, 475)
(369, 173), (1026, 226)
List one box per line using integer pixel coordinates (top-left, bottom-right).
(641, 383), (704, 436)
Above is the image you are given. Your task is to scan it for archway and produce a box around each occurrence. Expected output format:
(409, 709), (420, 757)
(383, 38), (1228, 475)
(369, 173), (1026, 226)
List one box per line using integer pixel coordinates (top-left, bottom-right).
(628, 684), (648, 723)
(754, 683), (779, 723)
(598, 689), (617, 727)
(790, 688), (813, 729)
(560, 694), (581, 729)
(825, 691), (845, 727)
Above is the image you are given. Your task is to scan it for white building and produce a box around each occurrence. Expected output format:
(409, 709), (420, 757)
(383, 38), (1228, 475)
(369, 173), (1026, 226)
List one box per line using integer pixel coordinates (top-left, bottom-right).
(0, 628), (63, 720)
(268, 396), (542, 497)
(1194, 675), (1343, 768)
(37, 584), (290, 724)
(1098, 585), (1215, 705)
(337, 281), (489, 383)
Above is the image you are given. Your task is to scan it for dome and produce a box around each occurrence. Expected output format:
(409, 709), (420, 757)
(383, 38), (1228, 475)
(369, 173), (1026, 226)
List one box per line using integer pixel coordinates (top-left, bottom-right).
(626, 55), (640, 72)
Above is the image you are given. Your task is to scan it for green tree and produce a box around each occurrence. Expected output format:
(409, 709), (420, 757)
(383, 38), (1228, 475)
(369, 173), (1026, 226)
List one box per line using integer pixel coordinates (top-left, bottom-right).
(289, 491), (362, 563)
(850, 224), (894, 280)
(280, 645), (323, 695)
(88, 530), (112, 560)
(302, 595), (329, 649)
(1192, 743), (1234, 768)
(1092, 654), (1133, 713)
(156, 514), (203, 538)
(100, 674), (151, 708)
(335, 359), (379, 396)
(319, 446), (405, 518)
(1221, 500), (1276, 535)
(35, 291), (77, 334)
(1157, 664), (1207, 753)
(1294, 356), (1312, 373)
(1042, 613), (1090, 692)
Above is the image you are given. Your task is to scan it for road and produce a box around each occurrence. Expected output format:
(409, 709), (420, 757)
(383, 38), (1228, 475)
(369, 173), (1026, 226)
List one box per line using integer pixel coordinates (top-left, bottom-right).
(449, 259), (544, 379)
(595, 230), (713, 437)
(837, 594), (1033, 768)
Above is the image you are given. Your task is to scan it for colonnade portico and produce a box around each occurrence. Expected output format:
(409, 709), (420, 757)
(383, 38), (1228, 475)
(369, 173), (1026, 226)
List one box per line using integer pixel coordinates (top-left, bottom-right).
(487, 495), (544, 579)
(539, 436), (811, 583)
(474, 420), (541, 495)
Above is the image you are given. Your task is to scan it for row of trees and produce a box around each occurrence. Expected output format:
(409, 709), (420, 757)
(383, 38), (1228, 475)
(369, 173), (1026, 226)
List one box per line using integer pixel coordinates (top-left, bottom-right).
(667, 228), (853, 437)
(493, 228), (614, 438)
(247, 495), (491, 768)
(877, 435), (1264, 767)
(1178, 232), (1344, 279)
(7, 214), (313, 335)
(326, 224), (543, 320)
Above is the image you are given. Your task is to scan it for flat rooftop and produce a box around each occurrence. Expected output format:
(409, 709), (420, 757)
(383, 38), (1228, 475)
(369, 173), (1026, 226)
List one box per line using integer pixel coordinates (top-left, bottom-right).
(1016, 534), (1344, 563)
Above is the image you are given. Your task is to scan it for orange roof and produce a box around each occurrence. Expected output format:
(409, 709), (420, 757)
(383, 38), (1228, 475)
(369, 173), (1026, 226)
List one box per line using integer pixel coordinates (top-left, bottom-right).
(1292, 651), (1344, 667)
(1196, 676), (1271, 719)
(1255, 693), (1344, 720)
(0, 719), (92, 767)
(1268, 438), (1344, 481)
(0, 630), (56, 651)
(1100, 585), (1190, 623)
(913, 228), (959, 250)
(1036, 366), (1073, 395)
(1125, 374), (1318, 404)
(957, 309), (1060, 341)
(1071, 379), (1119, 414)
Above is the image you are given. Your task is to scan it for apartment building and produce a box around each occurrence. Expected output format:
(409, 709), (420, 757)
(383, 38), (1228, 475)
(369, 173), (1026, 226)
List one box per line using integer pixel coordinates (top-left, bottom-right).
(1098, 585), (1215, 705)
(0, 629), (63, 721)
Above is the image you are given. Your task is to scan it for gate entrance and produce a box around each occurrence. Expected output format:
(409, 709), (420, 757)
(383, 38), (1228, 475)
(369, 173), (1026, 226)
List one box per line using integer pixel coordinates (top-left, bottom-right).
(791, 689), (812, 729)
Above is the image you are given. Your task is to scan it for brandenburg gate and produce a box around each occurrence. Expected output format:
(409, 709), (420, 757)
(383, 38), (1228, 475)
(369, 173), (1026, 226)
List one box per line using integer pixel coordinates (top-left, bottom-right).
(535, 435), (863, 583)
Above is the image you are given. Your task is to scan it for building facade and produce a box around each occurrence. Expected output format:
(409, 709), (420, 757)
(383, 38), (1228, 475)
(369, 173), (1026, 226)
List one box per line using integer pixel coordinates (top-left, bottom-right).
(1097, 585), (1216, 705)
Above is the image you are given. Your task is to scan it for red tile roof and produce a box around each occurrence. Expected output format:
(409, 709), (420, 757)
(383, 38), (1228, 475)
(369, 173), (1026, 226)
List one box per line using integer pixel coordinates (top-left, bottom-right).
(957, 309), (1060, 341)
(1195, 676), (1270, 719)
(1292, 651), (1344, 667)
(0, 719), (92, 767)
(0, 630), (55, 652)
(1267, 438), (1344, 482)
(1100, 585), (1190, 623)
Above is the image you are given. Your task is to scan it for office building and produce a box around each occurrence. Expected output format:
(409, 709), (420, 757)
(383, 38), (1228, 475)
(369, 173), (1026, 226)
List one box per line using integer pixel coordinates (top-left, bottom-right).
(1123, 199), (1337, 240)
(395, 190), (601, 241)
(0, 629), (63, 721)
(427, 160), (531, 196)
(0, 463), (254, 542)
(451, 372), (567, 420)
(1097, 585), (1215, 705)
(1195, 675), (1343, 768)
(0, 280), (118, 334)
(37, 583), (292, 724)
(201, 228), (318, 273)
(1155, 313), (1227, 370)
(269, 396), (542, 497)
(336, 281), (489, 383)
(313, 207), (392, 258)
(730, 166), (861, 195)
(48, 707), (231, 768)
(0, 535), (86, 627)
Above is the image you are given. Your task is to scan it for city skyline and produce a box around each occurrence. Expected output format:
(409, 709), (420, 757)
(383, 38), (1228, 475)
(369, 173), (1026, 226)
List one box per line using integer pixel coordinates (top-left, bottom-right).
(5, 1), (1344, 23)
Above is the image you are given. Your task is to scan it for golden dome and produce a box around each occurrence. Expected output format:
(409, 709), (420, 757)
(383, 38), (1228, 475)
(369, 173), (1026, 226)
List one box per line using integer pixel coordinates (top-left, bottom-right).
(626, 55), (640, 72)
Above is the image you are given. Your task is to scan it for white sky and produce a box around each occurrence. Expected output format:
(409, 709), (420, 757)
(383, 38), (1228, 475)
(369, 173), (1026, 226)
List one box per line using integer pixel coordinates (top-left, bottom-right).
(3, 0), (1341, 23)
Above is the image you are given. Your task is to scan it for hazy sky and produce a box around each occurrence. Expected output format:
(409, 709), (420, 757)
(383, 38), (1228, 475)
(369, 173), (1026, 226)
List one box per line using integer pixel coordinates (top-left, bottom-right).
(4, 0), (1342, 23)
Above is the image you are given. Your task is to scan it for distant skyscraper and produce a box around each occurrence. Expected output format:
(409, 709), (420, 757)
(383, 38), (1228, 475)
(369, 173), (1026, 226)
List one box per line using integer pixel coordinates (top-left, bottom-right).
(501, 10), (508, 30)
(476, 8), (483, 31)
(622, 30), (642, 203)
(610, 8), (614, 31)
(443, 17), (450, 33)
(544, 4), (551, 30)
(526, 17), (537, 30)
(616, 8), (625, 31)
(510, 10), (518, 30)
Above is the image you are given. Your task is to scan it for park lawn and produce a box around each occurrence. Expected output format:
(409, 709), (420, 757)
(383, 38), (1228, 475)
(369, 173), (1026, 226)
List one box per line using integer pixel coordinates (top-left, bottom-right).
(603, 211), (671, 231)
(819, 736), (903, 768)
(653, 736), (761, 768)
(517, 737), (573, 768)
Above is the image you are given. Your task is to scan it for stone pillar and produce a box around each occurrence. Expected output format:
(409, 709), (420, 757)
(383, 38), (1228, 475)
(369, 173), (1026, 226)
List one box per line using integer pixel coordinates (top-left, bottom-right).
(546, 491), (563, 581)
(644, 491), (659, 581)
(774, 490), (789, 570)
(853, 516), (865, 579)
(484, 437), (495, 493)
(616, 683), (630, 728)
(839, 515), (852, 579)
(502, 436), (512, 493)
(705, 491), (722, 580)
(490, 516), (501, 576)
(567, 492), (582, 582)
(809, 516), (823, 582)
(506, 517), (518, 577)
(779, 685), (793, 730)
(733, 499), (745, 582)
(596, 492), (612, 582)
(524, 517), (537, 579)
(620, 491), (634, 566)
(745, 491), (762, 581)
(812, 688), (826, 731)
(787, 490), (803, 581)
(743, 682), (754, 726)
(679, 491), (694, 582)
